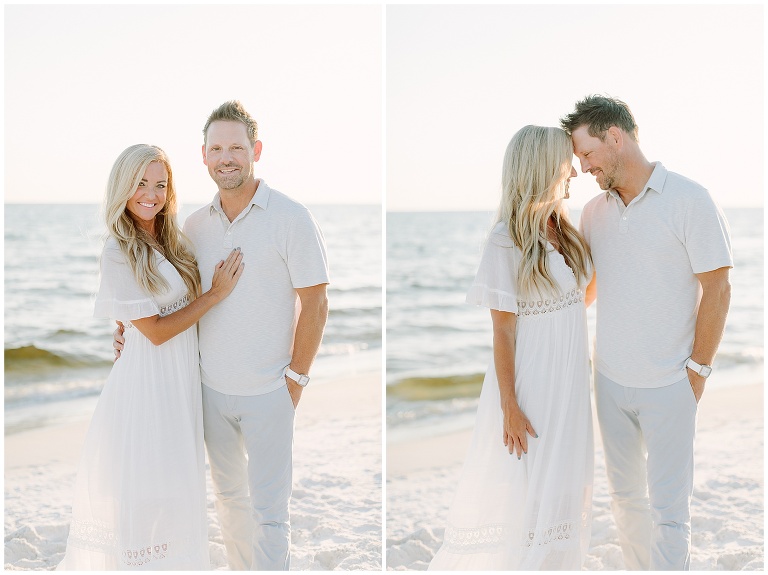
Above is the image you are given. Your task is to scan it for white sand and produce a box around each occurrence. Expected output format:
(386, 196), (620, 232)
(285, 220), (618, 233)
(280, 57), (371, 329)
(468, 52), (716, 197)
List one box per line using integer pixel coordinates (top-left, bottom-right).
(4, 370), (382, 571)
(386, 383), (764, 570)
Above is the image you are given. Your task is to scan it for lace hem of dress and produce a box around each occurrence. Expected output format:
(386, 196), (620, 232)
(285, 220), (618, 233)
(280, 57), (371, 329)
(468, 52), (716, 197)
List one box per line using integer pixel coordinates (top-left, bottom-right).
(68, 518), (117, 553)
(68, 518), (171, 566)
(517, 287), (583, 317)
(523, 520), (574, 547)
(124, 293), (191, 328)
(442, 523), (510, 553)
(442, 517), (583, 553)
(122, 543), (170, 566)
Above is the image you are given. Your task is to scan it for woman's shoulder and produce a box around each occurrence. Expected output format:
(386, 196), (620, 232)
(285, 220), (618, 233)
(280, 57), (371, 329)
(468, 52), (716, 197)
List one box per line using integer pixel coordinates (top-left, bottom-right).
(486, 221), (516, 249)
(101, 235), (124, 260)
(100, 236), (141, 268)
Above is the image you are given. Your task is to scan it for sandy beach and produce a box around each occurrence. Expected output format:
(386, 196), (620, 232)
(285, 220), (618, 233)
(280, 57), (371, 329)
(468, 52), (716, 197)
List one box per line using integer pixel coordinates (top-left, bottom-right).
(4, 370), (382, 571)
(386, 382), (764, 570)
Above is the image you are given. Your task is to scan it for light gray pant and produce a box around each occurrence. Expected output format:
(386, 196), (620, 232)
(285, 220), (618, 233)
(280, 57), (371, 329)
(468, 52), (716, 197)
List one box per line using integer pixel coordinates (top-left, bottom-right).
(202, 383), (295, 571)
(595, 372), (697, 571)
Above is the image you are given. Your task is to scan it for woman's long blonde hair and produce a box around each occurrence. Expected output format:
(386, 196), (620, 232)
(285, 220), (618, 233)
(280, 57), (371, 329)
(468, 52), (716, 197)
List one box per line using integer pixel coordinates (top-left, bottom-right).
(496, 125), (592, 299)
(102, 144), (201, 299)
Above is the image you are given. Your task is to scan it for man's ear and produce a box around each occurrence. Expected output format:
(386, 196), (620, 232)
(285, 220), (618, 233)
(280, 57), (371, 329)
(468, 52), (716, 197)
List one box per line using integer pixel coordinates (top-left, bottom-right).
(202, 144), (208, 166)
(607, 126), (624, 149)
(253, 140), (263, 163)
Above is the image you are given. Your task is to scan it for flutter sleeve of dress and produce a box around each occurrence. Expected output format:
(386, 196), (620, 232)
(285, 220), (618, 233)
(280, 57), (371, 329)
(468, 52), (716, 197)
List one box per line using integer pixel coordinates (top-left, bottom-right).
(93, 238), (161, 322)
(465, 222), (520, 314)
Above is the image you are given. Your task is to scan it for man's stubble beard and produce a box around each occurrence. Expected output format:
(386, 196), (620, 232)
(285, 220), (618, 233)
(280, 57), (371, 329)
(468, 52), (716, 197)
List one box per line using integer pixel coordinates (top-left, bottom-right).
(599, 151), (623, 191)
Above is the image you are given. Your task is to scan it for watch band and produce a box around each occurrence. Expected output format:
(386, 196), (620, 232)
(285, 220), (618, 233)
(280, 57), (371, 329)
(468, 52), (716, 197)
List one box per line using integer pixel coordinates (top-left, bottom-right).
(686, 357), (712, 378)
(285, 367), (310, 387)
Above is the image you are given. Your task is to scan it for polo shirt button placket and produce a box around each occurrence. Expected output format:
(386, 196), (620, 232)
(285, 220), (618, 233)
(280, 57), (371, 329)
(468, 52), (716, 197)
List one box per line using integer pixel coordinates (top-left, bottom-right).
(223, 225), (235, 249)
(619, 210), (630, 234)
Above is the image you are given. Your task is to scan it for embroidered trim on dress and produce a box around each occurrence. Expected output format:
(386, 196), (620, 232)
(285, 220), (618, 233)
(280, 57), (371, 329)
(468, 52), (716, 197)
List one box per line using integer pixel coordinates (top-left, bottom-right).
(517, 287), (583, 317)
(442, 517), (583, 554)
(159, 293), (191, 317)
(122, 543), (169, 566)
(68, 519), (172, 565)
(523, 520), (574, 547)
(442, 523), (511, 553)
(68, 518), (117, 553)
(122, 293), (191, 329)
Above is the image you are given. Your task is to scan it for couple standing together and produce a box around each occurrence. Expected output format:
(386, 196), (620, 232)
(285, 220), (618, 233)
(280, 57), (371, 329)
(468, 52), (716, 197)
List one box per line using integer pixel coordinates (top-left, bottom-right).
(59, 101), (330, 570)
(430, 96), (732, 571)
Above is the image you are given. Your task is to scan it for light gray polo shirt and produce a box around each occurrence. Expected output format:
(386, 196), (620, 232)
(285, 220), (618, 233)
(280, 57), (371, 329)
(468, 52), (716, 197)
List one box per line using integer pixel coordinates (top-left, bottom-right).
(580, 162), (732, 388)
(183, 180), (330, 396)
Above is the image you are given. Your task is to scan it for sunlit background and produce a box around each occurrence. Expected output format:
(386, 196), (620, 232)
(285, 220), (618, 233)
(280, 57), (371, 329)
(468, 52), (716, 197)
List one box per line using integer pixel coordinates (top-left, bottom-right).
(4, 4), (383, 433)
(387, 4), (764, 210)
(5, 4), (382, 206)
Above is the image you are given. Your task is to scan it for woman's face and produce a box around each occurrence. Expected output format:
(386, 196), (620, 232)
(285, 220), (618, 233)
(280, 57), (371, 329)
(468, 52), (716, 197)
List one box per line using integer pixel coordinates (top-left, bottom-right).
(125, 161), (168, 235)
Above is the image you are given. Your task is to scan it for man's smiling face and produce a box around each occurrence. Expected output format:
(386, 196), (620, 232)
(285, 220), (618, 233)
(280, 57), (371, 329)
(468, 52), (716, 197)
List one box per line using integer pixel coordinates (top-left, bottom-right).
(571, 125), (621, 191)
(203, 121), (259, 191)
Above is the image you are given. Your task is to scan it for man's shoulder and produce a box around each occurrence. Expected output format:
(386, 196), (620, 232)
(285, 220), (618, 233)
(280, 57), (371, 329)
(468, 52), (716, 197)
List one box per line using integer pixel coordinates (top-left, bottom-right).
(659, 170), (724, 218)
(582, 192), (607, 216)
(182, 202), (216, 235)
(662, 169), (711, 203)
(265, 185), (311, 217)
(185, 202), (213, 224)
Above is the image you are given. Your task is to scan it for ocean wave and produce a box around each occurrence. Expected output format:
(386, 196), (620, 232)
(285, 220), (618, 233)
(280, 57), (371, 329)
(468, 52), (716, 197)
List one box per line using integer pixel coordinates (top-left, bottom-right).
(4, 375), (106, 407)
(328, 306), (382, 317)
(328, 285), (381, 294)
(4, 345), (111, 373)
(387, 373), (484, 401)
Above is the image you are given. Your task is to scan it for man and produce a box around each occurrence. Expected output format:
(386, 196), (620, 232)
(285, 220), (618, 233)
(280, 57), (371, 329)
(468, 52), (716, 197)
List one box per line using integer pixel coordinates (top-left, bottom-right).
(116, 100), (330, 570)
(560, 95), (732, 570)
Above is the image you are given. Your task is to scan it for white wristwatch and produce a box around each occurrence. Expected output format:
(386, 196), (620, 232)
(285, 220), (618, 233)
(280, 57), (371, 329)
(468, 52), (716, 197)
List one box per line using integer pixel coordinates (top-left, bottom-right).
(285, 367), (310, 387)
(685, 357), (712, 378)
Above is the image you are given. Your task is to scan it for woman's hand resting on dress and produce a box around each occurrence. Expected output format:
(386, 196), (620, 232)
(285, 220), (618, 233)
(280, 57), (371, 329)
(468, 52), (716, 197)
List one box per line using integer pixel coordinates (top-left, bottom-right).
(207, 248), (245, 303)
(502, 400), (537, 459)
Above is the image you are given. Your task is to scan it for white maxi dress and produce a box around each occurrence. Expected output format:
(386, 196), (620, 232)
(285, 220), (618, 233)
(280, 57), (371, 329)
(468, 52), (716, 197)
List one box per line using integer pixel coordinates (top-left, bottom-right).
(58, 237), (210, 570)
(429, 223), (593, 571)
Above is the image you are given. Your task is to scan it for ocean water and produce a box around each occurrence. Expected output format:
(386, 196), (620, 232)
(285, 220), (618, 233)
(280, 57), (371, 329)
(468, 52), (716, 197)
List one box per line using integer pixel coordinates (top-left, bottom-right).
(386, 208), (764, 443)
(4, 203), (381, 433)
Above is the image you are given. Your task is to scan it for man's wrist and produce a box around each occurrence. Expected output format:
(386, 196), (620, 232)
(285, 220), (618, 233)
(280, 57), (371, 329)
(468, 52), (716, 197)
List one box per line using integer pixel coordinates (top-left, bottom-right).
(285, 367), (310, 387)
(686, 356), (713, 378)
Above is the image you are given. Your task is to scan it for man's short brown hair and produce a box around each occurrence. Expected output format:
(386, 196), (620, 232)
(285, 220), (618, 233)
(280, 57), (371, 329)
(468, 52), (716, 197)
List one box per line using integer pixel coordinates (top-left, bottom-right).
(560, 95), (639, 142)
(203, 100), (258, 146)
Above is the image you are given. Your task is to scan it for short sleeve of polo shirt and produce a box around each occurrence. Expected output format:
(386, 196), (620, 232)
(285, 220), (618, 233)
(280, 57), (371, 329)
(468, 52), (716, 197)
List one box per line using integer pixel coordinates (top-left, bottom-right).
(684, 192), (733, 274)
(93, 240), (160, 321)
(286, 208), (330, 288)
(466, 226), (520, 313)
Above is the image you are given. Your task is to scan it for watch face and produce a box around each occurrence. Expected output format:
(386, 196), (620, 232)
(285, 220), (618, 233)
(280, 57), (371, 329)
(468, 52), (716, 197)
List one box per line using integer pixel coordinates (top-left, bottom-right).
(700, 365), (712, 378)
(298, 375), (310, 387)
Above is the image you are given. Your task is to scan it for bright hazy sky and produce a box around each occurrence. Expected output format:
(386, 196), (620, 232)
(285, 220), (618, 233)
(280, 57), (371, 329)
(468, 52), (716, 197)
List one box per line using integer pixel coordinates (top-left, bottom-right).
(5, 5), (382, 206)
(5, 4), (764, 210)
(387, 4), (764, 211)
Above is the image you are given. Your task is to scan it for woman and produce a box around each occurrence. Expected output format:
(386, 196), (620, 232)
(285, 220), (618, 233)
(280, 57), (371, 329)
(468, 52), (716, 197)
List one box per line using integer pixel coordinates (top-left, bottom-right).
(429, 126), (595, 570)
(59, 144), (244, 570)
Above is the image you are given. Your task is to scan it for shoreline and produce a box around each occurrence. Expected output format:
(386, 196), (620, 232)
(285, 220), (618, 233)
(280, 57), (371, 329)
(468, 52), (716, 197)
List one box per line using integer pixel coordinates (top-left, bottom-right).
(4, 347), (382, 437)
(386, 381), (764, 570)
(4, 368), (383, 571)
(386, 362), (764, 448)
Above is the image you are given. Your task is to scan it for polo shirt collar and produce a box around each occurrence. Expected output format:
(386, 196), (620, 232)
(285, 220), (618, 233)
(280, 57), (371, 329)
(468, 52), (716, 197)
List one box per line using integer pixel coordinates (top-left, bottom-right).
(605, 161), (667, 203)
(208, 179), (272, 215)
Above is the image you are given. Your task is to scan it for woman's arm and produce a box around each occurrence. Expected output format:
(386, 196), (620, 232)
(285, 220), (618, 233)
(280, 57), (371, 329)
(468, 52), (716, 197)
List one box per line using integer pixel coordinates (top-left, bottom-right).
(131, 249), (244, 346)
(491, 309), (536, 459)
